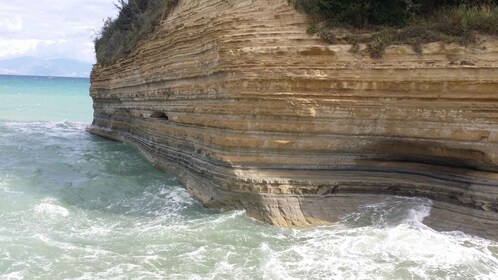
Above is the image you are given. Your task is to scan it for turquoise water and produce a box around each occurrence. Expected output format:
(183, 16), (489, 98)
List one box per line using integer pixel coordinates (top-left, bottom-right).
(0, 75), (92, 122)
(0, 74), (497, 279)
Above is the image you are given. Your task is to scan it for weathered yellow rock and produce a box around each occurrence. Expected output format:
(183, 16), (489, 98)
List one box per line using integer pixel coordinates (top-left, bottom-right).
(88, 0), (498, 239)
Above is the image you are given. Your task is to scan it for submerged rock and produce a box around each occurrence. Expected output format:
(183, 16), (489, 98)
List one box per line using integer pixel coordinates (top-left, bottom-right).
(88, 0), (498, 239)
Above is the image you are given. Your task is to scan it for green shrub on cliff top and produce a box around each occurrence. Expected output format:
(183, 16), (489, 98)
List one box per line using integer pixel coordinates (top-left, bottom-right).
(291, 0), (497, 28)
(94, 0), (179, 65)
(95, 0), (498, 63)
(291, 0), (498, 57)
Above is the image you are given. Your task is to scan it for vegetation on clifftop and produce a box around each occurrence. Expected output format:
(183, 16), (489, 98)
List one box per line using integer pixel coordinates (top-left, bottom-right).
(94, 0), (178, 65)
(290, 0), (498, 57)
(94, 0), (498, 64)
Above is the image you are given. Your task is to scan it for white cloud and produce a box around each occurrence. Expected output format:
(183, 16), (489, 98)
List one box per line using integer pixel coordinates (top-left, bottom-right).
(0, 16), (23, 33)
(0, 0), (118, 63)
(25, 39), (97, 63)
(0, 39), (43, 57)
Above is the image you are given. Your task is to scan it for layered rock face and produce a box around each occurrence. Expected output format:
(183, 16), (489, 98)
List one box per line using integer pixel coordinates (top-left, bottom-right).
(89, 0), (498, 239)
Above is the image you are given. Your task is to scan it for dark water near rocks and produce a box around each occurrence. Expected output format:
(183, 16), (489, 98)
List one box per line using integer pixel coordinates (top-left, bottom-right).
(0, 75), (497, 279)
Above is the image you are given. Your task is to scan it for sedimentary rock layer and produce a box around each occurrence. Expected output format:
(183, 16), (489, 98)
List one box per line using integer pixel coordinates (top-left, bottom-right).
(88, 0), (498, 239)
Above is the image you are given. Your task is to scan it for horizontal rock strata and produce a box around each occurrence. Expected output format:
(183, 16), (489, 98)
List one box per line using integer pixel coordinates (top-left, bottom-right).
(89, 0), (498, 239)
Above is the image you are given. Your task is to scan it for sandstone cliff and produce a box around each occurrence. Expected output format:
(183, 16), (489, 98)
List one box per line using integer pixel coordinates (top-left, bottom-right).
(88, 0), (498, 239)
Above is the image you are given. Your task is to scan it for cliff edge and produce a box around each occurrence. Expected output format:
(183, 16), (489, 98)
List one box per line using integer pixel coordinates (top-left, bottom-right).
(88, 0), (498, 239)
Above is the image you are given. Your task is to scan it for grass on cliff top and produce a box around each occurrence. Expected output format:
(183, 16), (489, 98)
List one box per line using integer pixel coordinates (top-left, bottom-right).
(94, 0), (178, 66)
(291, 0), (498, 58)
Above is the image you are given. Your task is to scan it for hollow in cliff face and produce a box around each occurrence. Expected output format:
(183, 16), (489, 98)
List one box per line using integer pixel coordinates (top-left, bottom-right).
(88, 0), (498, 239)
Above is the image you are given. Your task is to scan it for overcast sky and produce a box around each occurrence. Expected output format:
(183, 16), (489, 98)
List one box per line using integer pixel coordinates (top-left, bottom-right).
(0, 0), (119, 63)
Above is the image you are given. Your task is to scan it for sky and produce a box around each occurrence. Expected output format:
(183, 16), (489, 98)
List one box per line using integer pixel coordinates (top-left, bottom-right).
(0, 0), (119, 63)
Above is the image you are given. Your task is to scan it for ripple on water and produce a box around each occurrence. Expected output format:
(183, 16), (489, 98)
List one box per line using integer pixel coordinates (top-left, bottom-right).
(0, 121), (497, 279)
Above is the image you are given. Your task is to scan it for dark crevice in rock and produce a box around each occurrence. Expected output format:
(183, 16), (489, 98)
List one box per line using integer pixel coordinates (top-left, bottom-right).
(150, 111), (169, 120)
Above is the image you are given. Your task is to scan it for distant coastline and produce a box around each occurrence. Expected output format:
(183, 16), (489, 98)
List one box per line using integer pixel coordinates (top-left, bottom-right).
(0, 56), (92, 78)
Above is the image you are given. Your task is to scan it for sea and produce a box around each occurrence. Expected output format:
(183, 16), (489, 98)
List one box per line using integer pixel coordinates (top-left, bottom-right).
(0, 74), (497, 279)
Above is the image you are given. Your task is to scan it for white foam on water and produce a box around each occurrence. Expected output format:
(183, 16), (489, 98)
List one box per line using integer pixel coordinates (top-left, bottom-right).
(265, 229), (497, 279)
(33, 198), (69, 218)
(260, 242), (300, 280)
(76, 224), (114, 238)
(158, 186), (196, 210)
(72, 264), (149, 280)
(180, 246), (207, 262)
(2, 120), (86, 131)
(0, 176), (11, 193)
(195, 254), (255, 280)
(404, 201), (432, 225)
(1, 271), (24, 280)
(2, 118), (497, 279)
(33, 233), (118, 261)
(2, 192), (497, 279)
(188, 210), (247, 230)
(0, 175), (24, 195)
(35, 233), (76, 250)
(256, 197), (498, 280)
(1, 121), (88, 141)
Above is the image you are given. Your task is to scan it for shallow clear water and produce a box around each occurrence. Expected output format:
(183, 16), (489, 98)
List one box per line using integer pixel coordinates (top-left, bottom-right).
(0, 75), (497, 279)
